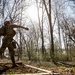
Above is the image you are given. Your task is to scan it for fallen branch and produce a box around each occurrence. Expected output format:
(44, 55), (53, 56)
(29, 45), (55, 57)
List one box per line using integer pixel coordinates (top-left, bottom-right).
(25, 64), (60, 75)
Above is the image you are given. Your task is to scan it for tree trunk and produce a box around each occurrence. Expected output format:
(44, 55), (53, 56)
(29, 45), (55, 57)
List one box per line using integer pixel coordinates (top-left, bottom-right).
(56, 8), (62, 57)
(36, 0), (45, 57)
(49, 0), (55, 62)
(43, 0), (55, 62)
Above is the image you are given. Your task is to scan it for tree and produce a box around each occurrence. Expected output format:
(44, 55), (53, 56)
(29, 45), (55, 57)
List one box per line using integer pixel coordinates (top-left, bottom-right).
(36, 0), (46, 58)
(43, 0), (55, 62)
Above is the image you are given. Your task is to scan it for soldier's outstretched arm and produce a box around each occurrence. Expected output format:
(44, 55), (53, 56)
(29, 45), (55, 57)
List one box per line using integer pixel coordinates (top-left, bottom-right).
(11, 24), (29, 30)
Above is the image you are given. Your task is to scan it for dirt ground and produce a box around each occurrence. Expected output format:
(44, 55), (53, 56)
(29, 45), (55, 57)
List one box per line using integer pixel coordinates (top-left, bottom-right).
(0, 63), (44, 74)
(0, 59), (44, 74)
(0, 59), (75, 75)
(24, 60), (75, 75)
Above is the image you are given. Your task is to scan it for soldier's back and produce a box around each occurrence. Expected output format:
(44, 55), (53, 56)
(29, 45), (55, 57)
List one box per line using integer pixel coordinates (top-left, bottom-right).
(5, 25), (16, 37)
(0, 27), (5, 36)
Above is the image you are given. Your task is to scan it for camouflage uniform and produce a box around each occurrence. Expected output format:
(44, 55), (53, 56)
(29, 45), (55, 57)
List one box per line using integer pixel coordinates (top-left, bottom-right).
(0, 28), (16, 66)
(0, 21), (29, 66)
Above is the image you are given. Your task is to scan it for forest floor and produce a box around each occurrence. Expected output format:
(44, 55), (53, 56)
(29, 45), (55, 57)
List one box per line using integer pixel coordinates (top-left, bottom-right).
(24, 60), (75, 75)
(0, 59), (45, 75)
(0, 59), (75, 75)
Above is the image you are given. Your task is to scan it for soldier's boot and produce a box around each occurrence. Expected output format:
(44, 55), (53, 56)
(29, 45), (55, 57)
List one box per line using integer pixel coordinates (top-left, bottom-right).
(11, 56), (17, 68)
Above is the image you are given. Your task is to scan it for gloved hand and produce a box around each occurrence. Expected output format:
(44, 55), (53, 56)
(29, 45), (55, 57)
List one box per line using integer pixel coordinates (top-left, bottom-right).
(25, 27), (29, 30)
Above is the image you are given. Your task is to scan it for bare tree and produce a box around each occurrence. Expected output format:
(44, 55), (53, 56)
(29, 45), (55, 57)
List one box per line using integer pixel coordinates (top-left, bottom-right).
(43, 0), (55, 62)
(36, 0), (46, 58)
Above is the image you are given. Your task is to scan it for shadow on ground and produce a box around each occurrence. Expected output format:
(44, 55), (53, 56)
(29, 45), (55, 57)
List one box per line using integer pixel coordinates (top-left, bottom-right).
(54, 61), (75, 67)
(0, 65), (10, 74)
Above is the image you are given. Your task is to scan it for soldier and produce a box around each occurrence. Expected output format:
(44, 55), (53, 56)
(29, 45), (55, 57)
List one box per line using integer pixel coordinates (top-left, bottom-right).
(0, 21), (29, 67)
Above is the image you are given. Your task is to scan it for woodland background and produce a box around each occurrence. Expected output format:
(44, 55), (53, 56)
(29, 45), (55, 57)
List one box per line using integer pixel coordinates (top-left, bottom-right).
(0, 0), (75, 64)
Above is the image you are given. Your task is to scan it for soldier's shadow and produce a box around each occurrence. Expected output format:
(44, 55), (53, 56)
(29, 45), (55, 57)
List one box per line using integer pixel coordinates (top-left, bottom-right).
(0, 66), (10, 74)
(0, 62), (22, 74)
(0, 63), (15, 74)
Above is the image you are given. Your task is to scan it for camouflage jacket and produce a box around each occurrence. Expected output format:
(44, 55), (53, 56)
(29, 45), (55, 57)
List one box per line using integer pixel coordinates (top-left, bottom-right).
(0, 24), (29, 37)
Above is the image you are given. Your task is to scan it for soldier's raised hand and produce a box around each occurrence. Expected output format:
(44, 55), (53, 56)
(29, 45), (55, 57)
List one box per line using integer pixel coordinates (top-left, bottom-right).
(25, 27), (29, 30)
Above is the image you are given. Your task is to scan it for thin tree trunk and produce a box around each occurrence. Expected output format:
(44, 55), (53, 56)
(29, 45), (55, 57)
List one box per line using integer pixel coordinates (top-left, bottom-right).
(36, 0), (45, 57)
(49, 0), (55, 62)
(43, 0), (55, 62)
(56, 8), (62, 57)
(41, 2), (46, 57)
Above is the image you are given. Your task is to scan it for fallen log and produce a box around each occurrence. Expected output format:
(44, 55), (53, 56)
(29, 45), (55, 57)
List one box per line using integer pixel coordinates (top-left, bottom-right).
(25, 64), (60, 75)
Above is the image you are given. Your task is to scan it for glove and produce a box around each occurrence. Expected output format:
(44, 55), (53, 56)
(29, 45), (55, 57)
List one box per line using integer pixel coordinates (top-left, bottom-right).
(25, 27), (29, 30)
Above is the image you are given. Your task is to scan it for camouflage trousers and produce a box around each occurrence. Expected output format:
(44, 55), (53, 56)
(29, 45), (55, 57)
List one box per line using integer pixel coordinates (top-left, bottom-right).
(0, 36), (16, 66)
